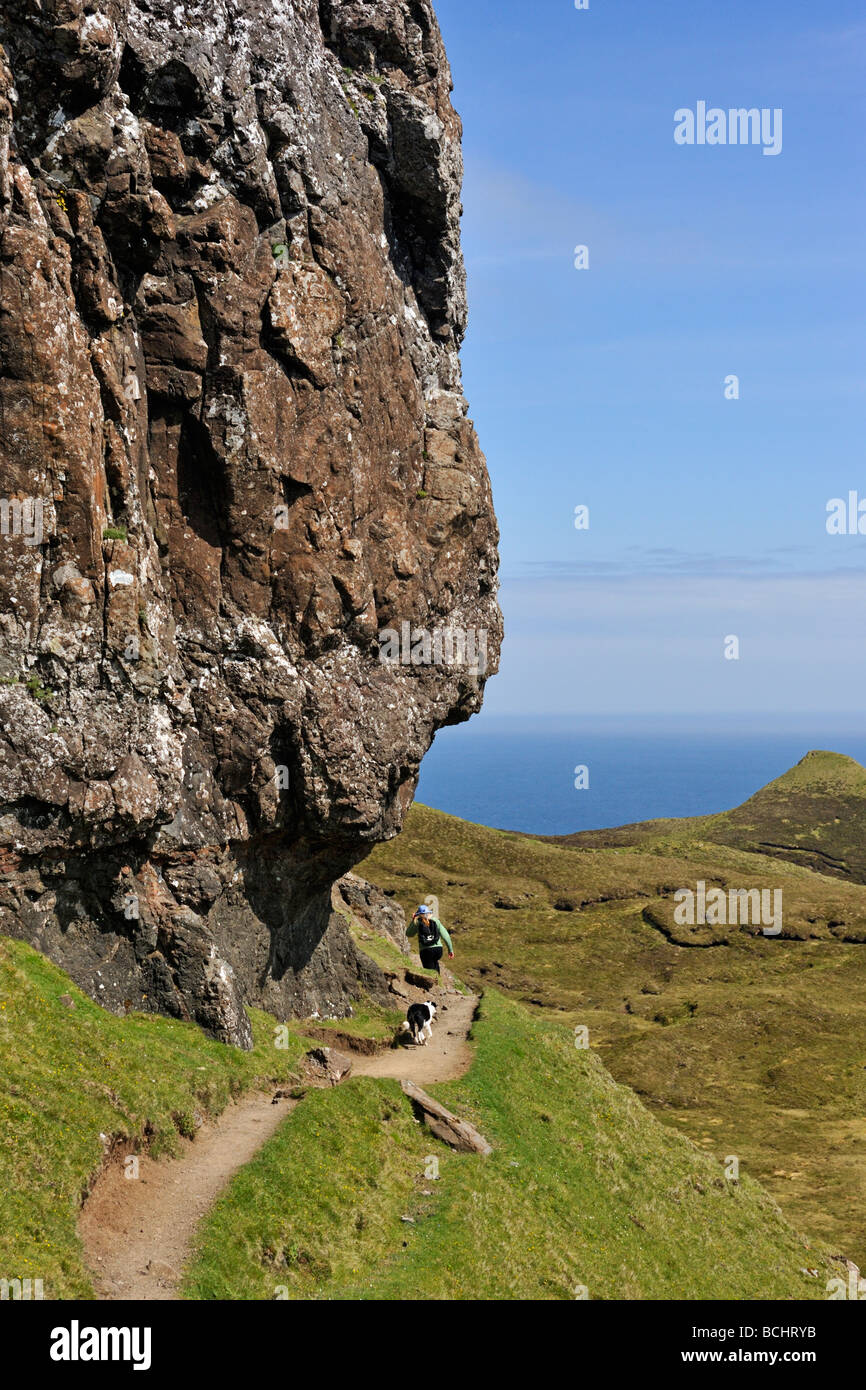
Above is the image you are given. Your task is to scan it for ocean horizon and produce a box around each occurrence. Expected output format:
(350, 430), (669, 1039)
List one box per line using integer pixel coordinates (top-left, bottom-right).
(415, 716), (866, 836)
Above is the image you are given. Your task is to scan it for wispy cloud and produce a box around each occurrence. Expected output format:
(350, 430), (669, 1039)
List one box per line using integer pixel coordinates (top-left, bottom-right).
(505, 548), (866, 583)
(484, 567), (866, 717)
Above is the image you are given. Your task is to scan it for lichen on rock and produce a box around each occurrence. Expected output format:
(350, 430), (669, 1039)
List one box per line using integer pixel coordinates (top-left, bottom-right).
(0, 0), (500, 1045)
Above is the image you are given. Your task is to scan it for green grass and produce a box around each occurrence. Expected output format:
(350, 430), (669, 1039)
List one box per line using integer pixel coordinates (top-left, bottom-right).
(298, 997), (404, 1044)
(101, 525), (127, 542)
(4, 748), (859, 1301)
(361, 762), (866, 1266)
(183, 992), (834, 1300)
(24, 674), (53, 702)
(0, 937), (308, 1299)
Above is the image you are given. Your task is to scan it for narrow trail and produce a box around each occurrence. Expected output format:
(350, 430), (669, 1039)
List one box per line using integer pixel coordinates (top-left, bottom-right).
(79, 987), (478, 1301)
(79, 1093), (297, 1302)
(353, 991), (477, 1085)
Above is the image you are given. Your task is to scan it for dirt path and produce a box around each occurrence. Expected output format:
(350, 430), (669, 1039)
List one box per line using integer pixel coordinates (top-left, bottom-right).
(79, 1094), (296, 1301)
(352, 991), (477, 1086)
(79, 991), (478, 1301)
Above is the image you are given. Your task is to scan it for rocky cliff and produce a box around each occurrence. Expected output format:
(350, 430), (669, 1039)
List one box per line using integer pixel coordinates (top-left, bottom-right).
(0, 0), (500, 1045)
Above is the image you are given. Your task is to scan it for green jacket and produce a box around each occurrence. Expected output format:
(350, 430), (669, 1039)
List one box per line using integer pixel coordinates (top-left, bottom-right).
(407, 916), (453, 952)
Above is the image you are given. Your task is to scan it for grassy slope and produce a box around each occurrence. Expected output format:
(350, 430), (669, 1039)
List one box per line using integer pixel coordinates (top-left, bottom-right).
(360, 767), (866, 1266)
(563, 751), (866, 884)
(702, 750), (866, 883)
(4, 747), (860, 1302)
(0, 936), (308, 1299)
(296, 997), (405, 1044)
(183, 991), (834, 1301)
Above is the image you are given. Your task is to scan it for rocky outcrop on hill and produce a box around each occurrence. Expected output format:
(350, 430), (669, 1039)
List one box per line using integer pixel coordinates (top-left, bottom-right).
(0, 0), (500, 1044)
(334, 870), (409, 954)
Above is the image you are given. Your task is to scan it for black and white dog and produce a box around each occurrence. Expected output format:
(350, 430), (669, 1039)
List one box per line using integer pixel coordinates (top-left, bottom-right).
(399, 1000), (437, 1046)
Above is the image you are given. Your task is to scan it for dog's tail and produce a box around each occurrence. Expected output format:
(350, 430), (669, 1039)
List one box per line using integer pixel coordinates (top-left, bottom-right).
(398, 1021), (411, 1035)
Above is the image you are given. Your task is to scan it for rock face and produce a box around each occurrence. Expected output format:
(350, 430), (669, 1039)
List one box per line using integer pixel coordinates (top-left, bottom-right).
(333, 870), (409, 955)
(0, 0), (500, 1044)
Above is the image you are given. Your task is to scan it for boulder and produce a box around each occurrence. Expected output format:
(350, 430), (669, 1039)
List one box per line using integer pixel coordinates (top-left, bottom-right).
(303, 1046), (354, 1087)
(401, 1079), (492, 1156)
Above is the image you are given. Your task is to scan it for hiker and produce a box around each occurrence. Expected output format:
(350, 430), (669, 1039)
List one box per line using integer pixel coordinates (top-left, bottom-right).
(408, 905), (454, 976)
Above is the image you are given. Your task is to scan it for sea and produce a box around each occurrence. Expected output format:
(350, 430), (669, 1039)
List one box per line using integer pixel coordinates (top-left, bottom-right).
(414, 716), (866, 836)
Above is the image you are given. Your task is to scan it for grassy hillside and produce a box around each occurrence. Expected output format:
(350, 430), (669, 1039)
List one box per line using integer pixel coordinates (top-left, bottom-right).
(183, 991), (834, 1301)
(361, 755), (866, 1266)
(1, 924), (841, 1302)
(0, 936), (308, 1299)
(4, 745), (862, 1301)
(563, 751), (866, 885)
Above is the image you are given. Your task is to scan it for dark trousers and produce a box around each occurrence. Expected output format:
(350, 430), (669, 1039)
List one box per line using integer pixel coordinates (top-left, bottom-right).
(419, 945), (443, 973)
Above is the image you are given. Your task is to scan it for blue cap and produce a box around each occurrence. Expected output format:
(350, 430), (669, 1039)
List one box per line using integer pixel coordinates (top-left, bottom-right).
(417, 905), (431, 915)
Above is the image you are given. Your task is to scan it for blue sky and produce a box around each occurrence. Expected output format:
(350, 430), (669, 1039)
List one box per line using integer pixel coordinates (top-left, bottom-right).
(434, 0), (866, 720)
